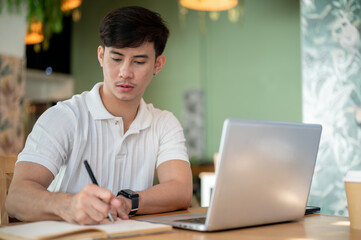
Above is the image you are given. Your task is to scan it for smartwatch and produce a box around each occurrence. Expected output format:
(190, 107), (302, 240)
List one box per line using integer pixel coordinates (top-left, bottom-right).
(117, 189), (139, 216)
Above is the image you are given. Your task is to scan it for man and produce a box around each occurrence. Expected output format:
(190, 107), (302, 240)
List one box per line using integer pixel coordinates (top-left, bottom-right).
(6, 6), (193, 225)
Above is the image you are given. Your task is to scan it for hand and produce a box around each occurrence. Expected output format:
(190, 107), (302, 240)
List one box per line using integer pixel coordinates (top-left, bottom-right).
(60, 184), (121, 225)
(112, 195), (132, 220)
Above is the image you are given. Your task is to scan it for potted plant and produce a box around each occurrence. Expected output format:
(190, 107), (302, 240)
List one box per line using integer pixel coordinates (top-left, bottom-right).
(0, 0), (81, 50)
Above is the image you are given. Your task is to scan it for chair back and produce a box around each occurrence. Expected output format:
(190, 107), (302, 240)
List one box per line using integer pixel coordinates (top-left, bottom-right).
(0, 154), (17, 225)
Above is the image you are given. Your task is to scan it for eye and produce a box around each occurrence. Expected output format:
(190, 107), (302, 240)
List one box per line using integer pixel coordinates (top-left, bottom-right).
(135, 61), (146, 65)
(112, 58), (121, 62)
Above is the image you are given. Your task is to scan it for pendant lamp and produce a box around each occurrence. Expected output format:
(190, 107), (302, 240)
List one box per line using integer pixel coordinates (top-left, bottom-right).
(180, 0), (238, 11)
(61, 0), (82, 12)
(25, 21), (44, 45)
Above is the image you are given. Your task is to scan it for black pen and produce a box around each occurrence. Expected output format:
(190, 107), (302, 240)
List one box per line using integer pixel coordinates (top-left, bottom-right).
(84, 160), (115, 223)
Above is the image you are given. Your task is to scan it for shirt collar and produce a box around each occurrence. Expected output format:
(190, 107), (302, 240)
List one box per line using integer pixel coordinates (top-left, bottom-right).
(130, 98), (152, 132)
(86, 82), (114, 120)
(86, 82), (152, 131)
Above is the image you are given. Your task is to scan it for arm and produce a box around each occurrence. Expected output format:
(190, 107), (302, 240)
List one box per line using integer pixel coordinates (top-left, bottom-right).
(115, 160), (193, 216)
(6, 161), (120, 225)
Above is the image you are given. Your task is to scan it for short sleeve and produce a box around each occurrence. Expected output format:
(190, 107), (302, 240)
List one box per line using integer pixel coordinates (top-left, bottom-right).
(17, 103), (75, 177)
(156, 112), (189, 168)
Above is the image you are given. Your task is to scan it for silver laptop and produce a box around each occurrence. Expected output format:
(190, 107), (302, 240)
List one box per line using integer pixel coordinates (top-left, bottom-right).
(139, 118), (322, 231)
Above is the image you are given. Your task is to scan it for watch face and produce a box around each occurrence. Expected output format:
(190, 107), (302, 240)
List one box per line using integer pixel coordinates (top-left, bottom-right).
(122, 189), (139, 197)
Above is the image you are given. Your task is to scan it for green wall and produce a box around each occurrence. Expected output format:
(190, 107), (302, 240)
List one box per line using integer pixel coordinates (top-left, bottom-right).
(72, 0), (301, 160)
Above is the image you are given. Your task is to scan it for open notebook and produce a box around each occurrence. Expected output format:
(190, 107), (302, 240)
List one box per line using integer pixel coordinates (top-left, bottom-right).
(0, 218), (172, 240)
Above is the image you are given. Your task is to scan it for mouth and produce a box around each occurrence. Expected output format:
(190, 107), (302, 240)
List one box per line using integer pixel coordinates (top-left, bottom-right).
(116, 82), (135, 92)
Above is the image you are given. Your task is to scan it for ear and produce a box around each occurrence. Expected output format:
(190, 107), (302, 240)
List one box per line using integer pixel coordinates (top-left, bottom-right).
(154, 55), (166, 75)
(97, 45), (104, 67)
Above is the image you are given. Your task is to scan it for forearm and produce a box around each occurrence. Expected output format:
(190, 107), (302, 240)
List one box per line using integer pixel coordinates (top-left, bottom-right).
(7, 180), (120, 224)
(133, 160), (193, 215)
(136, 179), (193, 215)
(6, 179), (71, 222)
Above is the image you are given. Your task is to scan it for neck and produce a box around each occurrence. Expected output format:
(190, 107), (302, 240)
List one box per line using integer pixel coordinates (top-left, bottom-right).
(99, 85), (140, 132)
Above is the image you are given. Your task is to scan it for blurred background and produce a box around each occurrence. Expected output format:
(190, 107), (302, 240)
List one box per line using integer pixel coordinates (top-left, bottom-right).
(0, 0), (360, 217)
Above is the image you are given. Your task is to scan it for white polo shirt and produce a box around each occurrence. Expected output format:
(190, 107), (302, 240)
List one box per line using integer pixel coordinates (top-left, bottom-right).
(18, 83), (189, 194)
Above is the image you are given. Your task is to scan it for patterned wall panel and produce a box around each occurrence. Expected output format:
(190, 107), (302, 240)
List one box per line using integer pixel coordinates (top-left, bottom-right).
(0, 54), (25, 154)
(301, 0), (361, 215)
(183, 89), (205, 160)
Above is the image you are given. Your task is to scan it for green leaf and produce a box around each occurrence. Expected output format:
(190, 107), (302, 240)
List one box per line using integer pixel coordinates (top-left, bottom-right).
(1, 0), (76, 50)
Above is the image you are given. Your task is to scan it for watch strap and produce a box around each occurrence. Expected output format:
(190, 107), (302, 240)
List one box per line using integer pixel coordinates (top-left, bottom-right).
(129, 197), (138, 216)
(117, 189), (139, 216)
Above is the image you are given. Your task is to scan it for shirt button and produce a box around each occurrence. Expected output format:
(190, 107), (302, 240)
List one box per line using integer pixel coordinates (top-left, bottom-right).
(115, 121), (119, 125)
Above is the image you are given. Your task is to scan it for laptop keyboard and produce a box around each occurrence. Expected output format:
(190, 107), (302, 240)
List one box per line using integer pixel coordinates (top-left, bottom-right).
(175, 217), (206, 224)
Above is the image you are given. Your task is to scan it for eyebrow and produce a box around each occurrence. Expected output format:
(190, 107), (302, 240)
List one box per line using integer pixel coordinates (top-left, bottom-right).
(109, 50), (149, 58)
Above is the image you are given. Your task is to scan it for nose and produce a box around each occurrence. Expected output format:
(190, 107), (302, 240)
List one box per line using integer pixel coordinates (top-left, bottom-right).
(118, 62), (133, 79)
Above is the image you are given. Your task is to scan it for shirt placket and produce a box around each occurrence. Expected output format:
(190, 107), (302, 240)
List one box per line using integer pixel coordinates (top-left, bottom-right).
(112, 118), (128, 158)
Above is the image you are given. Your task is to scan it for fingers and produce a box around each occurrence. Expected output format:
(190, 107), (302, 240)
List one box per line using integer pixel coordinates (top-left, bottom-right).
(68, 185), (134, 224)
(117, 208), (129, 220)
(114, 196), (131, 220)
(85, 184), (113, 204)
(109, 198), (122, 220)
(71, 184), (115, 224)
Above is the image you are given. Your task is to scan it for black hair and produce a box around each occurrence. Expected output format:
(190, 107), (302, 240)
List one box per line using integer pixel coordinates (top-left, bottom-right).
(99, 6), (170, 57)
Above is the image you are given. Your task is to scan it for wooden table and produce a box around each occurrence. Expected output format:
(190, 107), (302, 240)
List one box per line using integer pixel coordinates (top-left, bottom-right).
(129, 207), (361, 240)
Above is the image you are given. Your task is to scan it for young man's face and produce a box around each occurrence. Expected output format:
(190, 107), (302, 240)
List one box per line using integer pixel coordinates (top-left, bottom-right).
(97, 41), (165, 104)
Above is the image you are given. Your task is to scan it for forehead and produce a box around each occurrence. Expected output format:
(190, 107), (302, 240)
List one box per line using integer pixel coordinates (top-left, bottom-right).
(106, 41), (156, 56)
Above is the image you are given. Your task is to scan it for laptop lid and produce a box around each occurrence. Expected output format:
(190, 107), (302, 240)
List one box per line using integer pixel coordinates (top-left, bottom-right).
(139, 119), (322, 231)
(204, 118), (322, 231)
